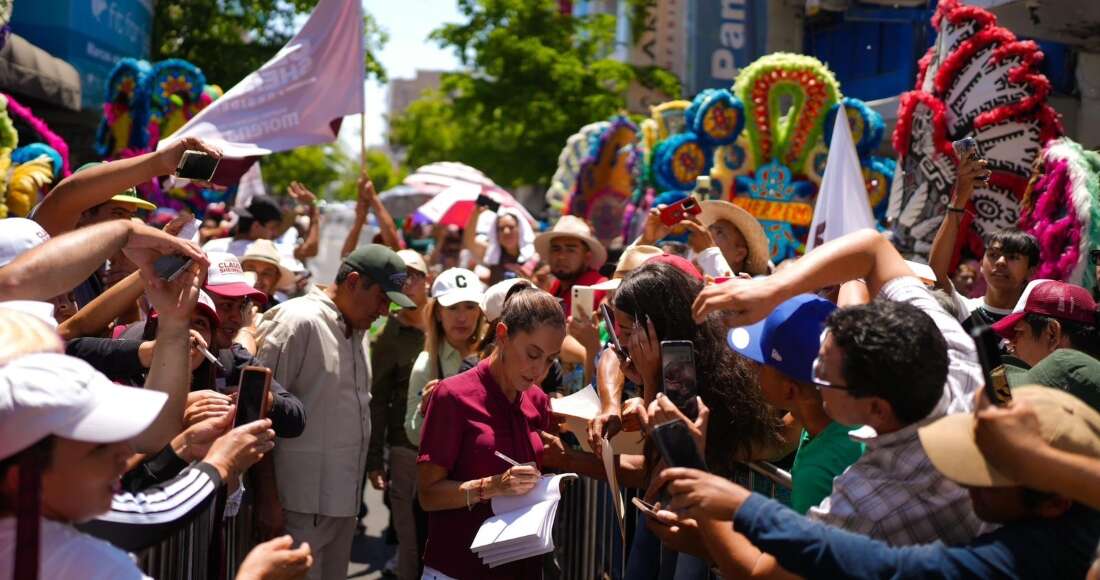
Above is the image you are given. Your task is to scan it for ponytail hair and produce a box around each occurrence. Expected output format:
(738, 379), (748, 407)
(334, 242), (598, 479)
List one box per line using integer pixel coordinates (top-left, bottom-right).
(499, 286), (565, 337)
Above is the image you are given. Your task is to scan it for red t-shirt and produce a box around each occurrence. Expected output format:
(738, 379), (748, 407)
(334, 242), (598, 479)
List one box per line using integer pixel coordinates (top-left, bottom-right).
(417, 359), (552, 579)
(550, 269), (609, 315)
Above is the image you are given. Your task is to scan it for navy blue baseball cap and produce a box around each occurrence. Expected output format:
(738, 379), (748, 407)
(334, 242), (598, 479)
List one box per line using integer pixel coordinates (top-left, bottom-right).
(727, 294), (836, 383)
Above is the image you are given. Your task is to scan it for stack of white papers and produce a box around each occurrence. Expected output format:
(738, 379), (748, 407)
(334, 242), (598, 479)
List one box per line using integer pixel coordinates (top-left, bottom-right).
(469, 472), (577, 567)
(550, 385), (645, 454)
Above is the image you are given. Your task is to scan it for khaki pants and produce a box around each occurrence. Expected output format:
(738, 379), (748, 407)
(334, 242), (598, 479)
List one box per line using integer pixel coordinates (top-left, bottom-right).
(284, 511), (357, 580)
(389, 446), (421, 580)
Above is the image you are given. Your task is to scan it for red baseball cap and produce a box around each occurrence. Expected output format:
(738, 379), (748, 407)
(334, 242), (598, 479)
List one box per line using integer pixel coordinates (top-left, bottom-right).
(203, 252), (268, 305)
(992, 281), (1097, 339)
(649, 254), (703, 281)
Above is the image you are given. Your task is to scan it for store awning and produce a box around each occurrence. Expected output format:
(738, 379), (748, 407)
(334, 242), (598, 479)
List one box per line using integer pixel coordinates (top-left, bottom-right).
(0, 33), (81, 111)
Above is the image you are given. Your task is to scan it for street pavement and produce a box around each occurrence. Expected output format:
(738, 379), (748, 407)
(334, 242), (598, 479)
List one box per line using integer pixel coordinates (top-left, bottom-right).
(347, 484), (393, 579)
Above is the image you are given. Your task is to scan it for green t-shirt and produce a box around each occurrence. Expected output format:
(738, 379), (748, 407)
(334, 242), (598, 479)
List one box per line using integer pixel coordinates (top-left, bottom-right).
(790, 421), (866, 515)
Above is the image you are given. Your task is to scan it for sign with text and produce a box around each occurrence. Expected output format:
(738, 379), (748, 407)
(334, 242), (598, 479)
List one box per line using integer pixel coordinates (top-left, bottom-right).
(688, 0), (768, 94)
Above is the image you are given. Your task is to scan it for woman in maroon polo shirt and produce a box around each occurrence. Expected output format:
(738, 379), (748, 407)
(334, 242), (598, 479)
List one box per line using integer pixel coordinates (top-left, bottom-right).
(416, 286), (566, 580)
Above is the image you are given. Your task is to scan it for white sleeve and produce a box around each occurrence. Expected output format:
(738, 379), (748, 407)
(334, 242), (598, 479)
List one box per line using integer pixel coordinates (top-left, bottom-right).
(696, 247), (733, 277)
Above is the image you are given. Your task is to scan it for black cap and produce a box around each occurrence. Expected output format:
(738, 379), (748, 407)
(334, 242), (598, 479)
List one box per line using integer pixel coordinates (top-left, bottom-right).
(343, 244), (415, 308)
(239, 195), (283, 224)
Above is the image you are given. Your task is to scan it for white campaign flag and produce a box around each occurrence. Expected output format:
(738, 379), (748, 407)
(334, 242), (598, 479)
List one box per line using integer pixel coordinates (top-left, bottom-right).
(158, 0), (364, 158)
(806, 105), (876, 252)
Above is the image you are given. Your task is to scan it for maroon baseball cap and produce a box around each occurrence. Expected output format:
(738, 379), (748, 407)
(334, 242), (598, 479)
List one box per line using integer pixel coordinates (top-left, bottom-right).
(992, 281), (1097, 339)
(649, 254), (703, 282)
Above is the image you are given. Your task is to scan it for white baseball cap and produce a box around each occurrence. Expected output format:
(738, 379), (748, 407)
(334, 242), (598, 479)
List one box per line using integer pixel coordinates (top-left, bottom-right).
(397, 249), (428, 275)
(0, 354), (168, 460)
(204, 251), (268, 305)
(481, 278), (531, 322)
(0, 218), (50, 267)
(431, 268), (485, 308)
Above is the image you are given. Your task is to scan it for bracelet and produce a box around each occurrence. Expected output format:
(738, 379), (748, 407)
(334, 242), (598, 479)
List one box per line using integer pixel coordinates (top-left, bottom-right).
(478, 478), (486, 503)
(465, 484), (473, 510)
(946, 206), (965, 214)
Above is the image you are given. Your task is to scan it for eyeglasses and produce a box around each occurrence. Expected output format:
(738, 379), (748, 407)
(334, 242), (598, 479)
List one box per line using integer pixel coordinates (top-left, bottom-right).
(811, 355), (853, 392)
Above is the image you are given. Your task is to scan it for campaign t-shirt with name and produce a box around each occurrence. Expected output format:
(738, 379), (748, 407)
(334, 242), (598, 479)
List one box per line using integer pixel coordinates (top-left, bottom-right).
(790, 421), (865, 514)
(0, 517), (150, 579)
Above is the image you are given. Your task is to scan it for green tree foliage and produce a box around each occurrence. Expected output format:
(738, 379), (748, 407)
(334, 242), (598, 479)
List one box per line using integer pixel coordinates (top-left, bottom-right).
(262, 146), (403, 202)
(389, 0), (680, 188)
(152, 0), (387, 87)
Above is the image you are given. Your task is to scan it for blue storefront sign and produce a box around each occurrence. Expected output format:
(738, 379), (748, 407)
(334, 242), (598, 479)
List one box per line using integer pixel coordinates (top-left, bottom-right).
(687, 0), (768, 95)
(10, 0), (153, 109)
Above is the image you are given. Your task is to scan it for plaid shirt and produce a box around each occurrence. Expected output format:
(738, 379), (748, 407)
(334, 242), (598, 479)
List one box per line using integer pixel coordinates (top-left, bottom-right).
(806, 276), (985, 546)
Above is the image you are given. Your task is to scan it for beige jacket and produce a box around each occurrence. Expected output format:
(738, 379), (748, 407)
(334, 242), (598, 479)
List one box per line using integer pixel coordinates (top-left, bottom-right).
(256, 286), (372, 517)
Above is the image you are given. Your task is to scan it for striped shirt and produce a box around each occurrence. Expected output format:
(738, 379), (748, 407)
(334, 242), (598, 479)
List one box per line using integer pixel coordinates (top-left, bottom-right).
(806, 276), (985, 546)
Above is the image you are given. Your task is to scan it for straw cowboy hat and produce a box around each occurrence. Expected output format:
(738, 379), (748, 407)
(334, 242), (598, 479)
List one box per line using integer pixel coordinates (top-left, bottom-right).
(698, 200), (771, 276)
(240, 240), (296, 291)
(534, 216), (608, 270)
(590, 245), (663, 291)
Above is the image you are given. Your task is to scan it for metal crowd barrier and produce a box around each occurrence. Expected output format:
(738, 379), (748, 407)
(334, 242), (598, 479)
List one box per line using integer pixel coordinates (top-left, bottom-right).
(134, 463), (789, 580)
(137, 496), (254, 580)
(552, 462), (792, 580)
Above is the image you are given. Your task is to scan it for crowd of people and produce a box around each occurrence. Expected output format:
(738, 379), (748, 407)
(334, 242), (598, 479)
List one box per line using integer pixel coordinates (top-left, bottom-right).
(1, 133), (1100, 580)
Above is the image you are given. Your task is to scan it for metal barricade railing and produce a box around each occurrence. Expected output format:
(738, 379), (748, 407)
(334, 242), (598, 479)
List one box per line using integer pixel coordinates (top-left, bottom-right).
(553, 461), (792, 580)
(137, 494), (255, 580)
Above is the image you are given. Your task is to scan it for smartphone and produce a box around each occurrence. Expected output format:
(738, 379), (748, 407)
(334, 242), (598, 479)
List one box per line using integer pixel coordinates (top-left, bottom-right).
(659, 197), (702, 226)
(175, 150), (220, 181)
(651, 419), (707, 470)
(600, 303), (626, 358)
(153, 254), (192, 281)
(235, 366), (272, 427)
(970, 326), (1012, 406)
(952, 137), (978, 159)
(632, 497), (661, 519)
(660, 340), (698, 420)
(571, 285), (595, 321)
(476, 193), (501, 213)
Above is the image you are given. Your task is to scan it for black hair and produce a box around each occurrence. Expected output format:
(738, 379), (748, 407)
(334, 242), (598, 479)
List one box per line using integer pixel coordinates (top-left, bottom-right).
(1024, 312), (1100, 359)
(0, 436), (54, 515)
(234, 215), (256, 237)
(826, 300), (948, 425)
(499, 286), (565, 336)
(614, 262), (782, 472)
(987, 228), (1041, 268)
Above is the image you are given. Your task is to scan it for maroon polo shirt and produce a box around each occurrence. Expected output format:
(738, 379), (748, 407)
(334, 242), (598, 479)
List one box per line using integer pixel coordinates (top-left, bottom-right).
(417, 359), (552, 579)
(550, 268), (608, 315)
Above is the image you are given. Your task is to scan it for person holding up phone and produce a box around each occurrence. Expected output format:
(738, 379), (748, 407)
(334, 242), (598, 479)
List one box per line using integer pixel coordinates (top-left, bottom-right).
(416, 286), (563, 580)
(462, 196), (537, 285)
(532, 216), (609, 316)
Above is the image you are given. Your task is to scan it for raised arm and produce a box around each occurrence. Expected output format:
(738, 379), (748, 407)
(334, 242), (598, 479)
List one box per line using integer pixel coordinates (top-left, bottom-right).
(928, 151), (988, 292)
(132, 261), (204, 453)
(287, 182), (321, 260)
(462, 205), (488, 263)
(367, 177), (403, 251)
(692, 229), (913, 326)
(0, 220), (206, 302)
(35, 137), (221, 236)
(57, 271), (144, 340)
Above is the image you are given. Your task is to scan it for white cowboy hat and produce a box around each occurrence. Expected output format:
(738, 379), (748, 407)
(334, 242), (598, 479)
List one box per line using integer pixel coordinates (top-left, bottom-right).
(590, 244), (664, 291)
(698, 200), (771, 276)
(534, 215), (608, 270)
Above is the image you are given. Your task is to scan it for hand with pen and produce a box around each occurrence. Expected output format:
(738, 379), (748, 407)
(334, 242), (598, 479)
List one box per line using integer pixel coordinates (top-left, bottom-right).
(492, 451), (540, 497)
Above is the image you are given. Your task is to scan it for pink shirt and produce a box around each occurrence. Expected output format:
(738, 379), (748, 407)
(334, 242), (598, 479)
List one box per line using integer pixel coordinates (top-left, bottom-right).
(417, 359), (552, 579)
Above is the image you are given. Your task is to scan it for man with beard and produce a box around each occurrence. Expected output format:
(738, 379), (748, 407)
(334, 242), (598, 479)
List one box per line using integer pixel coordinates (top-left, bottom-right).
(533, 216), (608, 315)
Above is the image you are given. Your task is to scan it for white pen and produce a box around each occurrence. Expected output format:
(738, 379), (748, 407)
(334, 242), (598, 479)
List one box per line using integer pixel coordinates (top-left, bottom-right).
(195, 342), (226, 371)
(494, 450), (521, 467)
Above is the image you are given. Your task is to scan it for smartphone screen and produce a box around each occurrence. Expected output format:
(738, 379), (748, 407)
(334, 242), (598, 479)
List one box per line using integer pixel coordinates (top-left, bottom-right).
(571, 286), (595, 321)
(176, 151), (220, 181)
(652, 420), (707, 470)
(660, 340), (698, 420)
(600, 303), (626, 357)
(970, 326), (1012, 406)
(153, 254), (192, 281)
(235, 366), (271, 427)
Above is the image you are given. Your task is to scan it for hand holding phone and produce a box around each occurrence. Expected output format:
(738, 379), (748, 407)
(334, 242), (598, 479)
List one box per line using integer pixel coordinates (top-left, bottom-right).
(600, 303), (627, 359)
(660, 340), (698, 420)
(571, 286), (595, 321)
(659, 197), (702, 226)
(651, 419), (707, 470)
(971, 326), (1012, 406)
(153, 254), (193, 282)
(235, 366), (273, 427)
(476, 193), (502, 213)
(175, 150), (221, 181)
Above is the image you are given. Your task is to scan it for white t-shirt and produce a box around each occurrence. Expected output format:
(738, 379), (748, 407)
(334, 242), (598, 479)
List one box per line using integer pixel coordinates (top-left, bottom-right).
(949, 289), (1013, 328)
(201, 236), (253, 258)
(0, 517), (150, 579)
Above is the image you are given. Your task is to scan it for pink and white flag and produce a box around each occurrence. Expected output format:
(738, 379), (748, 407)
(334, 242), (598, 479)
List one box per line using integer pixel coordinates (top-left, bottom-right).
(158, 0), (364, 163)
